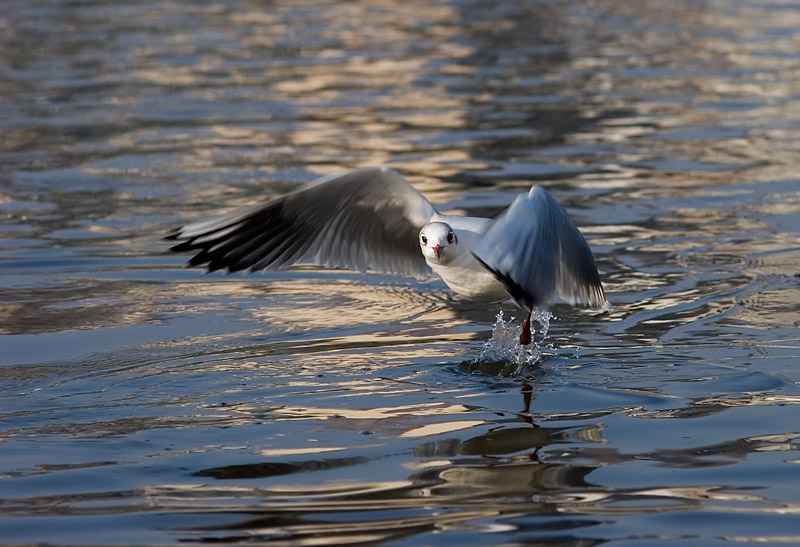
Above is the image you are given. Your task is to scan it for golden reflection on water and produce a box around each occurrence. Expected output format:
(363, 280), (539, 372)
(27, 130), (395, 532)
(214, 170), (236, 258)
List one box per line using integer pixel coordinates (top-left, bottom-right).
(268, 402), (474, 421)
(247, 277), (449, 332)
(257, 446), (361, 457)
(399, 420), (487, 438)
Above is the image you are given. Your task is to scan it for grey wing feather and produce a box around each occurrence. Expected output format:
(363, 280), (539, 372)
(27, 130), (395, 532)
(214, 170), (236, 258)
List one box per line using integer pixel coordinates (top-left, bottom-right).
(471, 186), (607, 310)
(166, 167), (437, 279)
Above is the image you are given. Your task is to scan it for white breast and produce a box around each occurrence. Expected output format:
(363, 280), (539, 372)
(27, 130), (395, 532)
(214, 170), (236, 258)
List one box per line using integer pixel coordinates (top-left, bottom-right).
(432, 257), (509, 301)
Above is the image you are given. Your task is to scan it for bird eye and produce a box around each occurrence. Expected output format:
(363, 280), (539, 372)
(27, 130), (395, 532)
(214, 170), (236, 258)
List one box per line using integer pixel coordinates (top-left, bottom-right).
(447, 232), (455, 244)
(421, 235), (427, 245)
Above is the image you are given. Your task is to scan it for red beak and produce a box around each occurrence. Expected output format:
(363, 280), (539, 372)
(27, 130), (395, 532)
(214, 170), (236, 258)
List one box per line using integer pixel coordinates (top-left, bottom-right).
(433, 244), (442, 258)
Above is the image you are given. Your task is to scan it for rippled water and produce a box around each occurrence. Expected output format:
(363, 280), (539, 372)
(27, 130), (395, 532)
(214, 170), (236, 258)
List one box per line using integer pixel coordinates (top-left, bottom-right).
(2, 0), (800, 545)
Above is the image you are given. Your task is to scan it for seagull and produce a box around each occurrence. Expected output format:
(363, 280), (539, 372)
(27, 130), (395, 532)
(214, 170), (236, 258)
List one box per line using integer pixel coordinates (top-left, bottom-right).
(166, 167), (608, 345)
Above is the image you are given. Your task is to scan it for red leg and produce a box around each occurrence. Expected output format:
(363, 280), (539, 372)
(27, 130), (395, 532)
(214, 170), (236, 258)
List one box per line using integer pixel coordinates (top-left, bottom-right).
(519, 309), (532, 345)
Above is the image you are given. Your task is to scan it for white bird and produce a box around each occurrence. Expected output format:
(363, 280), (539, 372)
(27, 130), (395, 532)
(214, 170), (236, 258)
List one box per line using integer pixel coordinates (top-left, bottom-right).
(166, 167), (608, 345)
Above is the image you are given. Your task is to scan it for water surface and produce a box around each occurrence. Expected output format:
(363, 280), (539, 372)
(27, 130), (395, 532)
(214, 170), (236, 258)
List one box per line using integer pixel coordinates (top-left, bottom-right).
(2, 0), (800, 545)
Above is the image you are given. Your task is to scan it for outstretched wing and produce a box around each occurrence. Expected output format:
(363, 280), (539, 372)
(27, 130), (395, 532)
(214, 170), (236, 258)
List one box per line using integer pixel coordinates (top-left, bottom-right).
(471, 186), (607, 310)
(166, 167), (437, 279)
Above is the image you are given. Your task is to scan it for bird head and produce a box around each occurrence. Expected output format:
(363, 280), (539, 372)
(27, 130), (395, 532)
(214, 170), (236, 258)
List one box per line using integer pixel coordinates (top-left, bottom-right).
(419, 222), (458, 265)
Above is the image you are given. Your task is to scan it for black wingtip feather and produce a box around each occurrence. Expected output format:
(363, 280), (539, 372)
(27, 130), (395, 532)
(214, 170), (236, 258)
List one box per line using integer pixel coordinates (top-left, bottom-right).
(168, 239), (196, 254)
(472, 252), (537, 310)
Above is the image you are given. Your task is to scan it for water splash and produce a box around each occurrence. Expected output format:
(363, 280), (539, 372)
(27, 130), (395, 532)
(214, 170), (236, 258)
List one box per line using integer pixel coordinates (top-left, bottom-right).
(473, 310), (554, 375)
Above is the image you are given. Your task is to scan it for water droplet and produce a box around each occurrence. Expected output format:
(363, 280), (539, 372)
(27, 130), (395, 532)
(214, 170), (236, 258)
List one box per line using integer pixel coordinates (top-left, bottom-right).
(474, 309), (553, 374)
